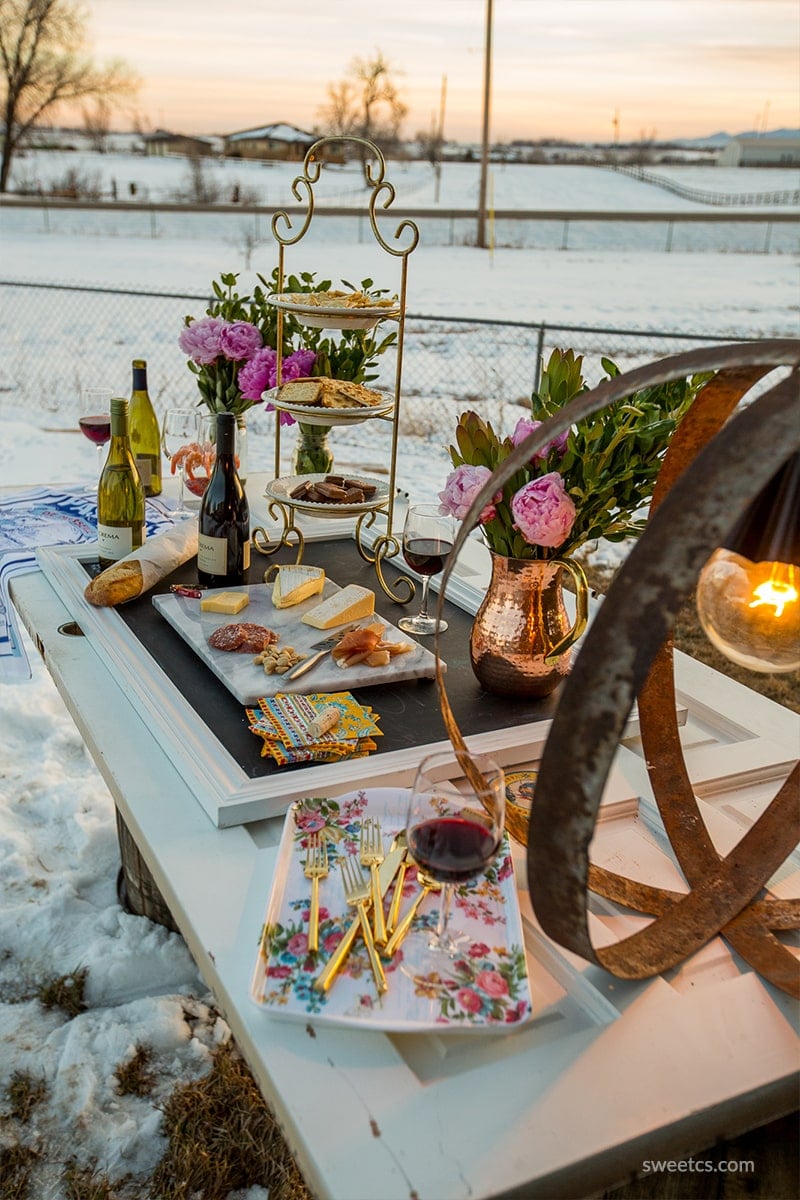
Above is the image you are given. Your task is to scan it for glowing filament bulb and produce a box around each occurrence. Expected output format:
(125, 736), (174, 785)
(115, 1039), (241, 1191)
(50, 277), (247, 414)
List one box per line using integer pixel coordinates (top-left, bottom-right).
(696, 551), (800, 674)
(748, 565), (799, 619)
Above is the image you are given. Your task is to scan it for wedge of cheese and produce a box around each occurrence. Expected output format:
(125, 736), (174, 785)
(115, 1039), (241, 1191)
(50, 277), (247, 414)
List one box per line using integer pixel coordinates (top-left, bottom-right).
(200, 591), (249, 615)
(271, 564), (325, 609)
(301, 584), (375, 630)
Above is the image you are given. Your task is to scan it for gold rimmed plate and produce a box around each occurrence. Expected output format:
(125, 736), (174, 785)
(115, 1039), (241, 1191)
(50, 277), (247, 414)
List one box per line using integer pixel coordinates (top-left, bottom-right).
(267, 292), (400, 331)
(265, 474), (390, 519)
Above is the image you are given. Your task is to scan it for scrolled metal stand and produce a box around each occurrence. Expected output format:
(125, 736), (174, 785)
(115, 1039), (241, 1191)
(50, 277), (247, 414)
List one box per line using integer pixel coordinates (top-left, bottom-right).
(258, 135), (419, 602)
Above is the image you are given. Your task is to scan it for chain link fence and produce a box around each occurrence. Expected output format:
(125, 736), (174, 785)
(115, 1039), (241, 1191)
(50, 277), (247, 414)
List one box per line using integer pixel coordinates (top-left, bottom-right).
(0, 279), (766, 441)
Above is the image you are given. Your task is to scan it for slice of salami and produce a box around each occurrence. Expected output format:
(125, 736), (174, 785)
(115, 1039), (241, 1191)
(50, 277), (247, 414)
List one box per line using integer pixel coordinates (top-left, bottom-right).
(209, 624), (247, 652)
(238, 623), (279, 653)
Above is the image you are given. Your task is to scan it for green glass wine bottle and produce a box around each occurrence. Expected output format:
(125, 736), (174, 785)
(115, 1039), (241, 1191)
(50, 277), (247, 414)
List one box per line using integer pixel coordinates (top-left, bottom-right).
(97, 397), (145, 568)
(128, 358), (162, 496)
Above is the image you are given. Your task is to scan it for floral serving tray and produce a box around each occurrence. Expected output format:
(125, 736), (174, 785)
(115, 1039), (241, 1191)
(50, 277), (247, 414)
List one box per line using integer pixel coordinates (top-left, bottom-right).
(250, 787), (534, 1033)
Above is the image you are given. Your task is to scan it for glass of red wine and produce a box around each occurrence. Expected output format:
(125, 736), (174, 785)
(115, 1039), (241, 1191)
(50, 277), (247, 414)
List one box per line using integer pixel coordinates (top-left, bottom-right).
(398, 503), (455, 635)
(400, 749), (505, 989)
(79, 387), (113, 485)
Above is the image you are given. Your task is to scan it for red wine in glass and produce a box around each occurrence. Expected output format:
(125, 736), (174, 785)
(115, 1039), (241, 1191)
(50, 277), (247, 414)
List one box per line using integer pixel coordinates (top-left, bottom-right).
(408, 816), (500, 885)
(400, 750), (505, 990)
(398, 504), (455, 635)
(79, 415), (112, 445)
(403, 537), (454, 577)
(80, 387), (114, 487)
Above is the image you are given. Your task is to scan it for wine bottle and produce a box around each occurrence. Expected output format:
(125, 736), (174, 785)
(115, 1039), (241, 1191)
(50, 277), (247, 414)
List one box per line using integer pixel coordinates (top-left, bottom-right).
(197, 412), (250, 586)
(128, 358), (162, 497)
(97, 397), (145, 568)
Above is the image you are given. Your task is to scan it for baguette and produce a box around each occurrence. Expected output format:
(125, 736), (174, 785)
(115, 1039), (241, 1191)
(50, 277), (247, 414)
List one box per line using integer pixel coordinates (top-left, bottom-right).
(84, 560), (145, 607)
(84, 522), (199, 607)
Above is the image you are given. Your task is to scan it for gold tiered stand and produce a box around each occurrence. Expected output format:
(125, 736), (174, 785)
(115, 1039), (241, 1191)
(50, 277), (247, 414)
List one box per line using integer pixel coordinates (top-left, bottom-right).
(251, 135), (419, 604)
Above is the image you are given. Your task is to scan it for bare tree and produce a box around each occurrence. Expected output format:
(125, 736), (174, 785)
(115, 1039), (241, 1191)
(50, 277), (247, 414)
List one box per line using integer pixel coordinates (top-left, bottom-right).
(82, 95), (111, 152)
(319, 51), (407, 153)
(0, 0), (137, 191)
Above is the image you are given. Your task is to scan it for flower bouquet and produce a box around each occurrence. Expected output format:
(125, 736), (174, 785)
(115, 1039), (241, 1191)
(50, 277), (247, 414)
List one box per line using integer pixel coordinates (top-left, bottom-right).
(179, 270), (397, 473)
(439, 348), (710, 561)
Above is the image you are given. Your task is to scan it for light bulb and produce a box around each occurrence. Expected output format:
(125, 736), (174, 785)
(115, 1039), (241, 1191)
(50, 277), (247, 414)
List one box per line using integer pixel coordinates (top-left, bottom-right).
(696, 549), (800, 674)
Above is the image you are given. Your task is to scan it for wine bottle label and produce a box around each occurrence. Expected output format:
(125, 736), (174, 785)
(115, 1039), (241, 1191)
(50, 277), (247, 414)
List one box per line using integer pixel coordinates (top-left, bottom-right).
(197, 533), (229, 575)
(134, 455), (152, 486)
(97, 523), (139, 560)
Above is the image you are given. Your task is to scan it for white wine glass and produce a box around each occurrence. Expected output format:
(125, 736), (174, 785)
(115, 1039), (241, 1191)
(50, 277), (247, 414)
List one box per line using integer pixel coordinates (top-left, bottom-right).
(398, 504), (455, 635)
(161, 408), (199, 519)
(79, 387), (113, 486)
(400, 750), (505, 991)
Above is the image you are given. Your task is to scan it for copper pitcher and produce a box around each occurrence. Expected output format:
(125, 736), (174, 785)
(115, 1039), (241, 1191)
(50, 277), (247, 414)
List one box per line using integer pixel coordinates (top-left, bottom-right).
(470, 553), (588, 697)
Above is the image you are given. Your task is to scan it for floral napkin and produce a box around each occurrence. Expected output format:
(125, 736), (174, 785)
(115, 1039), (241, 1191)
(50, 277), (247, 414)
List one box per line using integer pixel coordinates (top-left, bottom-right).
(246, 691), (381, 765)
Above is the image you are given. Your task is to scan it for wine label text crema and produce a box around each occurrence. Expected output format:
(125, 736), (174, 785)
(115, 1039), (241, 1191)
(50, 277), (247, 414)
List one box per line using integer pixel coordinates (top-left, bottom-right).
(97, 522), (142, 561)
(197, 533), (228, 575)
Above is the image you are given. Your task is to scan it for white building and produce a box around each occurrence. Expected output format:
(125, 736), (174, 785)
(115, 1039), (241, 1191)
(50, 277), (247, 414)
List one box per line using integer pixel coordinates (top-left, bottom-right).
(717, 136), (800, 167)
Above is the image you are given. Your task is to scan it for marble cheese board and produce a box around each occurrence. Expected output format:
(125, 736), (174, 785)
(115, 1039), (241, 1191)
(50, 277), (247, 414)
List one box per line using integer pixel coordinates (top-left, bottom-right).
(152, 581), (444, 705)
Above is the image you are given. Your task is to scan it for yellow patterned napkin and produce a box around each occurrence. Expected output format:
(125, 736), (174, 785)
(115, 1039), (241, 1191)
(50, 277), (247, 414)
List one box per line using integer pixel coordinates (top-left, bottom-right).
(246, 692), (381, 764)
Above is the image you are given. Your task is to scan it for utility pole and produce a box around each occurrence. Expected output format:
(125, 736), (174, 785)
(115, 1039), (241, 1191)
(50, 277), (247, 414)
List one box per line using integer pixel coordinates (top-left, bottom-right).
(477, 0), (493, 249)
(435, 74), (447, 204)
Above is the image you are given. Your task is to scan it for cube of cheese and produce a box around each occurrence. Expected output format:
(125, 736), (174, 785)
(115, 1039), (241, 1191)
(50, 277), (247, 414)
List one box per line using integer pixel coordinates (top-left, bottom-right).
(301, 584), (375, 629)
(271, 565), (325, 609)
(200, 591), (250, 615)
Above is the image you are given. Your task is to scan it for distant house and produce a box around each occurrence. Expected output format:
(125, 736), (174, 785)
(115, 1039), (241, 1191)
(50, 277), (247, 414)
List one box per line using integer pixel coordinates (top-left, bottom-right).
(143, 130), (214, 158)
(717, 136), (800, 167)
(223, 122), (327, 162)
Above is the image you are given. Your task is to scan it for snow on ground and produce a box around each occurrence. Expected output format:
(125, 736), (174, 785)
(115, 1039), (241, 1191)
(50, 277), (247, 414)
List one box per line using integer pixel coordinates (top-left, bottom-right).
(0, 151), (798, 1197)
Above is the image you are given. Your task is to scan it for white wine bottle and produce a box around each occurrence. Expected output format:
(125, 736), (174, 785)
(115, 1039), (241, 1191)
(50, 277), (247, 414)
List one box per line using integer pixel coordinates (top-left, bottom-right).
(128, 358), (162, 497)
(97, 397), (145, 567)
(197, 412), (250, 586)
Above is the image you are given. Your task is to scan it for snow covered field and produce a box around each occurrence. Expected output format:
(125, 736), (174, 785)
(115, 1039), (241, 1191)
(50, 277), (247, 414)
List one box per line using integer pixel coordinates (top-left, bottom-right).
(0, 150), (798, 1197)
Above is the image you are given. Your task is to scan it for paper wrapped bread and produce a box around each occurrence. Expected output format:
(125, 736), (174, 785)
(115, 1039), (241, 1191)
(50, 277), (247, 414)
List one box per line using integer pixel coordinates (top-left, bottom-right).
(84, 522), (199, 607)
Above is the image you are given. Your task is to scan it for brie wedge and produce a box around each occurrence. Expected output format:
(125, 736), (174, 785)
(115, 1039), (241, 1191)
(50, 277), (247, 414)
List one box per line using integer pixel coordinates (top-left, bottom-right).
(301, 584), (375, 629)
(271, 565), (326, 609)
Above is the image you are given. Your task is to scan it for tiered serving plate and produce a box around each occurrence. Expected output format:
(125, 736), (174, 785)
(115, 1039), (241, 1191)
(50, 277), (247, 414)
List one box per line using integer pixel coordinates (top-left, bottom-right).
(265, 473), (390, 519)
(267, 292), (400, 331)
(262, 385), (394, 427)
(250, 787), (533, 1033)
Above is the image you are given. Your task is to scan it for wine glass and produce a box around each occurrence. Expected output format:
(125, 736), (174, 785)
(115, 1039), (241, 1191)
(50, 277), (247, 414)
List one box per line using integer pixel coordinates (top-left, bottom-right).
(398, 503), (455, 635)
(400, 749), (505, 989)
(161, 408), (199, 518)
(79, 387), (113, 485)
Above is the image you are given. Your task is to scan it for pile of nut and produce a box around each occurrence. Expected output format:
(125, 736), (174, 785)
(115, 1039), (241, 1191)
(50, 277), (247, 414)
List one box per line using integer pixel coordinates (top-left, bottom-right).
(253, 645), (304, 675)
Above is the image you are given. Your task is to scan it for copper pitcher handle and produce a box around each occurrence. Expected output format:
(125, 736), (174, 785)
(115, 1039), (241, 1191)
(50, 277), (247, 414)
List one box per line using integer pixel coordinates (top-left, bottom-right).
(544, 558), (589, 664)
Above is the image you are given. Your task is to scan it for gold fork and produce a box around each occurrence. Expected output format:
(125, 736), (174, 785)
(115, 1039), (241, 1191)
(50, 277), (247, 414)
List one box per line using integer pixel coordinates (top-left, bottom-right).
(304, 833), (328, 953)
(339, 855), (387, 994)
(360, 817), (387, 946)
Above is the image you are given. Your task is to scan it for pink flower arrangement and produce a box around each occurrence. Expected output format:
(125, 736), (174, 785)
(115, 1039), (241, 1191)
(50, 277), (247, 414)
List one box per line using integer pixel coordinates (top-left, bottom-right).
(439, 410), (577, 559)
(179, 275), (319, 420)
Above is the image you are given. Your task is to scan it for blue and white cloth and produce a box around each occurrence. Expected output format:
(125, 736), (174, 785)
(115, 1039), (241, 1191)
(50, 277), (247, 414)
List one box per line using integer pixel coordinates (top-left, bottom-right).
(0, 486), (174, 681)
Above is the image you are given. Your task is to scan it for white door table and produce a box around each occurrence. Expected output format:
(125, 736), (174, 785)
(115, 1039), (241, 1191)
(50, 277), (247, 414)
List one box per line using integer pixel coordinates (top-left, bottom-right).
(8, 485), (799, 1200)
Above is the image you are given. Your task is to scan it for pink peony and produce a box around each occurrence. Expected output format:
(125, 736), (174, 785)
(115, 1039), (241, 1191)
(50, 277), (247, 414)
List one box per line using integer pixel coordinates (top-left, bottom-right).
(511, 417), (569, 461)
(476, 968), (509, 997)
(237, 346), (278, 402)
(219, 320), (263, 361)
(439, 464), (501, 525)
(178, 316), (228, 365)
(456, 987), (483, 1014)
(511, 472), (577, 549)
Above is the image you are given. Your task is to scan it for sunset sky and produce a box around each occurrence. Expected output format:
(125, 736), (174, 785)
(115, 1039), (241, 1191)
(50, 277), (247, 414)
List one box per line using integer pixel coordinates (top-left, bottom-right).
(84, 0), (799, 143)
